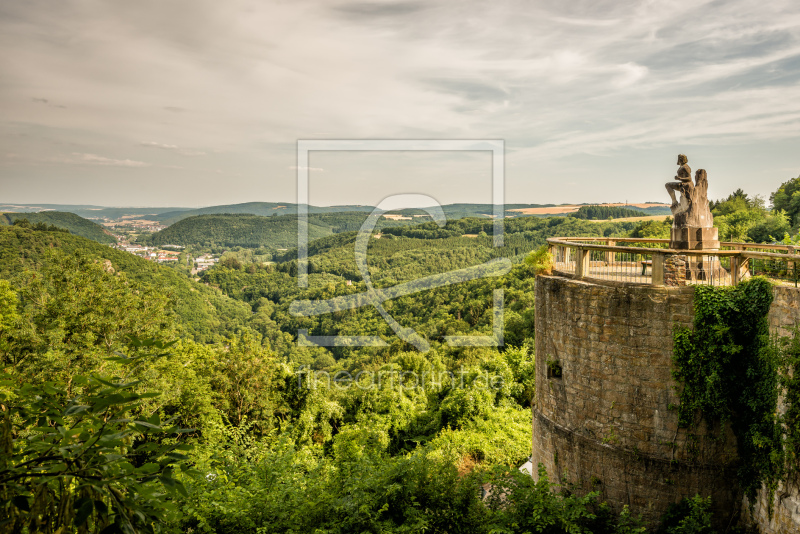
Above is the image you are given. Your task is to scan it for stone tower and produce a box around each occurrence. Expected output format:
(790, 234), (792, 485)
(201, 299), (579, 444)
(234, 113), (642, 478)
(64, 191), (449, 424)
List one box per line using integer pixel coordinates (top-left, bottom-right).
(532, 275), (739, 527)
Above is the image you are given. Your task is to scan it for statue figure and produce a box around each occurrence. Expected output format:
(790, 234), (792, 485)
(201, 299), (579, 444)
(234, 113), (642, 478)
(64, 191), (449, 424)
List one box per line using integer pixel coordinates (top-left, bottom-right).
(665, 154), (718, 250)
(665, 154), (691, 210)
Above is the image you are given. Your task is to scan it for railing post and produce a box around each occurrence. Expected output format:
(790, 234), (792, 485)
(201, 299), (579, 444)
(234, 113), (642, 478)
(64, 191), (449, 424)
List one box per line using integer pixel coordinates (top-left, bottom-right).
(651, 252), (665, 286)
(731, 254), (749, 285)
(576, 247), (590, 278)
(605, 241), (616, 265)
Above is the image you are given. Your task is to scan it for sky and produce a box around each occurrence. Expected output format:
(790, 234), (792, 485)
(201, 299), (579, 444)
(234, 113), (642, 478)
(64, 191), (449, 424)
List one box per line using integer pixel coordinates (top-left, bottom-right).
(1, 0), (800, 208)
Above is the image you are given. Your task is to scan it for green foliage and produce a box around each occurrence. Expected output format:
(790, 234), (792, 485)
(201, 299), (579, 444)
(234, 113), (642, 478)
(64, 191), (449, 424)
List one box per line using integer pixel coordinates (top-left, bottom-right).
(1, 211), (116, 244)
(570, 205), (647, 220)
(0, 207), (697, 533)
(0, 357), (193, 534)
(0, 225), (253, 342)
(380, 215), (636, 248)
(711, 190), (768, 242)
(769, 175), (800, 226)
(10, 217), (69, 233)
(631, 219), (672, 239)
(672, 278), (782, 502)
(4, 251), (176, 384)
(182, 432), (645, 534)
(485, 465), (646, 534)
(146, 213), (334, 249)
(747, 210), (791, 243)
(657, 495), (715, 534)
(0, 280), (18, 332)
(525, 244), (554, 275)
(774, 327), (800, 481)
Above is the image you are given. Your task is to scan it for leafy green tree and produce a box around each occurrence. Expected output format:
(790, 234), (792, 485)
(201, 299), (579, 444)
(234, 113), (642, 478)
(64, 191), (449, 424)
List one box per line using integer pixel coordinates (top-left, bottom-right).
(0, 280), (18, 355)
(631, 219), (672, 239)
(3, 251), (175, 386)
(748, 210), (791, 243)
(211, 331), (281, 433)
(770, 175), (800, 225)
(657, 495), (714, 534)
(0, 364), (193, 534)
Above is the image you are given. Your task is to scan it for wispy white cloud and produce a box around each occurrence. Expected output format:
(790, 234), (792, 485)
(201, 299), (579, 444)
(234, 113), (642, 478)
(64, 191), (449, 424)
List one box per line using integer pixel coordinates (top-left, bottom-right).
(1, 0), (799, 205)
(141, 141), (205, 156)
(71, 153), (150, 167)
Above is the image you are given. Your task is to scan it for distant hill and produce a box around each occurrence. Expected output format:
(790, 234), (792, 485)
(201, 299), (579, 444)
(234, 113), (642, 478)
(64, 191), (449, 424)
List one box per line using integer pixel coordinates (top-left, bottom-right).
(1, 211), (116, 244)
(155, 203), (568, 225)
(0, 201), (672, 226)
(0, 224), (252, 343)
(155, 202), (673, 225)
(146, 213), (337, 249)
(154, 202), (377, 225)
(0, 204), (190, 221)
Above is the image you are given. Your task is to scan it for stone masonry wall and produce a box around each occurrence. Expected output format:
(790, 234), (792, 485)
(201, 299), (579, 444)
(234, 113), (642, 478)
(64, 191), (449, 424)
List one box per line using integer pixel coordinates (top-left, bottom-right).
(533, 275), (800, 532)
(533, 275), (740, 528)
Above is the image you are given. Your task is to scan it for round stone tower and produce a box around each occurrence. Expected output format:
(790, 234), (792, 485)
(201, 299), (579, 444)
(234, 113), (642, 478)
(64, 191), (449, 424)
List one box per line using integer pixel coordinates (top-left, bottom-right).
(532, 271), (740, 527)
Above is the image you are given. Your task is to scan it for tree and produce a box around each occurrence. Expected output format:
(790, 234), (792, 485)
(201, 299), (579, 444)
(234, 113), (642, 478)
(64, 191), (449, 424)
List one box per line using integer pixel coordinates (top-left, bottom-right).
(4, 251), (175, 386)
(748, 211), (791, 243)
(770, 175), (800, 225)
(0, 360), (193, 534)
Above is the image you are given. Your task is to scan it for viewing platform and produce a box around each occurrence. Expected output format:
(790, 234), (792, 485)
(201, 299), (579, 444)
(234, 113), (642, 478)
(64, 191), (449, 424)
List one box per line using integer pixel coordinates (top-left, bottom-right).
(547, 237), (800, 288)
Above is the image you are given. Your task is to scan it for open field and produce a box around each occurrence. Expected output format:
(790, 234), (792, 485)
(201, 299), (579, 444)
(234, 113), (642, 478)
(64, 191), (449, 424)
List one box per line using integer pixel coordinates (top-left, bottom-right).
(508, 202), (669, 216)
(585, 214), (671, 223)
(508, 206), (579, 215)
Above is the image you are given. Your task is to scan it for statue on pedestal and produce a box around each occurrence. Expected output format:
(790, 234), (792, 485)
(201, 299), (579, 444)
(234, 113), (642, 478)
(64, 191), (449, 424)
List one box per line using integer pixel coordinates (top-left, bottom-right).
(665, 154), (719, 250)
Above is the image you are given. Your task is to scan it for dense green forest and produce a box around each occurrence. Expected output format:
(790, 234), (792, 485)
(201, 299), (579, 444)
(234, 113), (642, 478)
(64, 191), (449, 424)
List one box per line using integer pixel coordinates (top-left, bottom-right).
(0, 226), (252, 342)
(145, 213), (336, 249)
(4, 176), (800, 533)
(1, 211), (116, 244)
(569, 205), (647, 220)
(154, 202), (380, 225)
(145, 211), (627, 252)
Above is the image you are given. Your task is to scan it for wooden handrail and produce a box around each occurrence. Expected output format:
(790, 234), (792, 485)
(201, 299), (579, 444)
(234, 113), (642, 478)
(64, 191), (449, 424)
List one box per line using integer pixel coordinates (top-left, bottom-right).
(548, 237), (800, 259)
(546, 237), (800, 287)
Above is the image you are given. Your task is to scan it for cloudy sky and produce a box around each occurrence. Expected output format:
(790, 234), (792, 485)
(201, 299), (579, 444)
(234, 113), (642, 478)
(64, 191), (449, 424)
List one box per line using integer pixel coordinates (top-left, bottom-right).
(1, 0), (800, 207)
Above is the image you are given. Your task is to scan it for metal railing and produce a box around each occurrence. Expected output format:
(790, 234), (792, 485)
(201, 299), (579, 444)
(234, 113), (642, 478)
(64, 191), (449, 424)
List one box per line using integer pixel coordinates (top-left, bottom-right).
(547, 237), (800, 288)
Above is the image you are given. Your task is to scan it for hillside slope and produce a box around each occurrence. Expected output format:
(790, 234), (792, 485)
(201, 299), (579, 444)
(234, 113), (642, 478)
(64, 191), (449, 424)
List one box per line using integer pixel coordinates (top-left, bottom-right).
(155, 202), (376, 225)
(0, 225), (253, 342)
(1, 211), (116, 244)
(146, 213), (338, 248)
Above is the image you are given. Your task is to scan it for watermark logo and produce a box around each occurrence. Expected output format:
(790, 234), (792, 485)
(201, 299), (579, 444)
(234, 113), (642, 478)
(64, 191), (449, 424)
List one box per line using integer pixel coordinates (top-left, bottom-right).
(290, 140), (507, 352)
(296, 365), (506, 391)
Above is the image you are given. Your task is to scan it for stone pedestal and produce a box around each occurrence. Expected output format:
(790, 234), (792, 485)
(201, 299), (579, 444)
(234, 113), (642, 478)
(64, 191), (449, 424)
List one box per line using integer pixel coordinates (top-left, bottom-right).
(670, 226), (719, 250)
(664, 252), (731, 285)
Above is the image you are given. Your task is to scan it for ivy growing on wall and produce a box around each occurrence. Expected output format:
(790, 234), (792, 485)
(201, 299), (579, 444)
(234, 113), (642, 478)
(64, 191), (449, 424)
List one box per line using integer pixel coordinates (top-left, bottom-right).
(671, 277), (782, 504)
(774, 325), (800, 481)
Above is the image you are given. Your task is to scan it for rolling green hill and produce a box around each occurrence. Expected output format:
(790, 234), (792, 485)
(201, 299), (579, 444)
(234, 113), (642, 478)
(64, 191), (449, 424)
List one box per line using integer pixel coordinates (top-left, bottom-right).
(155, 202), (575, 225)
(0, 225), (253, 342)
(1, 211), (116, 244)
(146, 213), (337, 248)
(154, 202), (377, 225)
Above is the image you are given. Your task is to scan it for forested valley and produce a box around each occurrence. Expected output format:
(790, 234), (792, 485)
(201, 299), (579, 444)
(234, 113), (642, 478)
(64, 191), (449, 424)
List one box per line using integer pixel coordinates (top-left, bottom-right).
(3, 176), (800, 533)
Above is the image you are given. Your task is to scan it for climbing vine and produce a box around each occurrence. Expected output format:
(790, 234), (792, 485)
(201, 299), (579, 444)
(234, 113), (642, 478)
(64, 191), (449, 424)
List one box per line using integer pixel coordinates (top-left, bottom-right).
(776, 325), (800, 481)
(672, 277), (783, 504)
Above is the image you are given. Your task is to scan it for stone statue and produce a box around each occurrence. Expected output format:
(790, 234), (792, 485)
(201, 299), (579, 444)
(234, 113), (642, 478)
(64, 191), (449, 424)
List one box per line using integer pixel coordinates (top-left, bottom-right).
(665, 154), (691, 210)
(665, 155), (718, 250)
